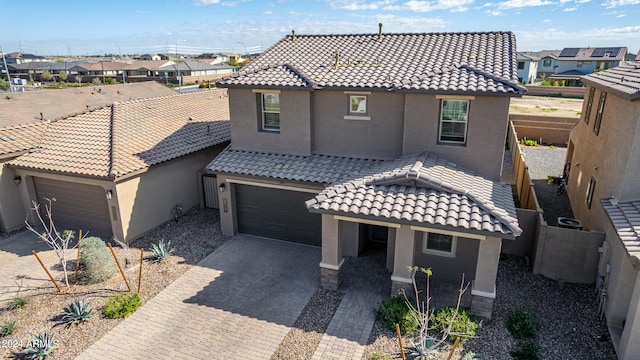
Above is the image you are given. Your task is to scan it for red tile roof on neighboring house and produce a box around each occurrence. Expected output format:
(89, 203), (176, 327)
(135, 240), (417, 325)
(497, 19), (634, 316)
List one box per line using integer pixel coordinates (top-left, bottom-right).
(218, 32), (525, 95)
(0, 123), (48, 160)
(8, 89), (230, 179)
(582, 61), (640, 101)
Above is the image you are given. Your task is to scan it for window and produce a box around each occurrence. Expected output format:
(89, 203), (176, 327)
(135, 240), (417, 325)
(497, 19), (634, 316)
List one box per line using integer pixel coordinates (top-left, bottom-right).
(593, 92), (606, 135)
(423, 232), (457, 257)
(349, 95), (367, 114)
(584, 87), (595, 124)
(518, 62), (525, 70)
(261, 93), (280, 131)
(586, 177), (596, 208)
(439, 99), (469, 144)
(543, 59), (552, 67)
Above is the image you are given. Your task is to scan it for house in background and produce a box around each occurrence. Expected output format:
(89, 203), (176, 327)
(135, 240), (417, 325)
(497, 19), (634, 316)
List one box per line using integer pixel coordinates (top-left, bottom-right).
(4, 52), (48, 64)
(563, 61), (640, 360)
(516, 52), (539, 84)
(136, 54), (162, 61)
(208, 30), (525, 319)
(7, 89), (230, 242)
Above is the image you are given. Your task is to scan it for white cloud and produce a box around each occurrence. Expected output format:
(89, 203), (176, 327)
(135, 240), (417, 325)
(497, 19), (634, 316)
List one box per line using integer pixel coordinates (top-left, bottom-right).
(575, 0), (591, 3)
(487, 9), (505, 14)
(515, 25), (640, 50)
(194, 0), (220, 5)
(331, 0), (396, 10)
(384, 0), (474, 12)
(563, 6), (578, 10)
(616, 13), (626, 17)
(543, 18), (552, 23)
(496, 0), (553, 9)
(603, 0), (640, 7)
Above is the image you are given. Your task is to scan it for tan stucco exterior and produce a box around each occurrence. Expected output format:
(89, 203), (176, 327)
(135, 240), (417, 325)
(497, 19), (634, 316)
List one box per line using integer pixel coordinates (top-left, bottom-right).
(0, 158), (27, 232)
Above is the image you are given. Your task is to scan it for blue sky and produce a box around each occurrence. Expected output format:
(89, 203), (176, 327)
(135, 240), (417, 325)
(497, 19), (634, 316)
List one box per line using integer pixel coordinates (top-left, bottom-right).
(1, 0), (639, 56)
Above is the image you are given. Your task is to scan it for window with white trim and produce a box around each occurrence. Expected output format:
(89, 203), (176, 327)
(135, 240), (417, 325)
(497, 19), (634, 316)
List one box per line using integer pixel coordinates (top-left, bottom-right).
(261, 93), (280, 132)
(543, 59), (552, 67)
(349, 95), (367, 114)
(439, 99), (469, 144)
(422, 232), (457, 257)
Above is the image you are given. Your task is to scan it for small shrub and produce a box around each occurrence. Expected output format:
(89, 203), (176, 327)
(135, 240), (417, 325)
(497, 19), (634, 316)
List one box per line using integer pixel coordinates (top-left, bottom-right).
(370, 353), (392, 360)
(151, 240), (174, 262)
(61, 298), (93, 326)
(507, 309), (538, 340)
(510, 341), (540, 360)
(80, 237), (116, 283)
(0, 319), (17, 337)
(190, 243), (216, 258)
(519, 138), (538, 147)
(104, 77), (114, 84)
(462, 352), (492, 360)
(430, 307), (479, 341)
(376, 295), (419, 334)
(23, 331), (57, 359)
(7, 295), (28, 310)
(103, 292), (142, 319)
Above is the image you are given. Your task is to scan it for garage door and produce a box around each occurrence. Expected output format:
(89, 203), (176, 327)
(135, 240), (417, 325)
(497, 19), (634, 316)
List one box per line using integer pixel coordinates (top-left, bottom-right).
(33, 177), (113, 237)
(235, 184), (321, 246)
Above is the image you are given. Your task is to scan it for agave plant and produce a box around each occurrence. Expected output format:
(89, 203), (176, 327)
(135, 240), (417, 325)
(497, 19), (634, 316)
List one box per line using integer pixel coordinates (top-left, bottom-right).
(61, 298), (93, 326)
(0, 319), (17, 337)
(409, 338), (439, 360)
(151, 239), (174, 262)
(23, 331), (57, 360)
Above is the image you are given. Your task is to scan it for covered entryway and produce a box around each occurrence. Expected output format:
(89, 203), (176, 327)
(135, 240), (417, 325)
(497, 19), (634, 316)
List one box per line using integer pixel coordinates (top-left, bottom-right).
(235, 184), (321, 246)
(32, 177), (112, 236)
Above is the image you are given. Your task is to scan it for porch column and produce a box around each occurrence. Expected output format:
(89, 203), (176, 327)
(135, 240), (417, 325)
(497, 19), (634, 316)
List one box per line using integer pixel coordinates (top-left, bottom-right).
(619, 270), (640, 360)
(390, 225), (415, 296)
(320, 214), (344, 290)
(470, 236), (502, 319)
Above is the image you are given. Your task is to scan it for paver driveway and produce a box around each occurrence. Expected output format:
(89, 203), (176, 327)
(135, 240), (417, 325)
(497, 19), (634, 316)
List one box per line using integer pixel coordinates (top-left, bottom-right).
(78, 234), (320, 360)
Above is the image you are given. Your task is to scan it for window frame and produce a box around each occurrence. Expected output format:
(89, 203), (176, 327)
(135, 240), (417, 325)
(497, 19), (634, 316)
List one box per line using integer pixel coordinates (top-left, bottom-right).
(260, 92), (280, 132)
(422, 232), (457, 258)
(586, 177), (596, 209)
(517, 62), (525, 70)
(593, 92), (606, 135)
(349, 95), (367, 115)
(584, 87), (595, 124)
(543, 59), (552, 67)
(438, 99), (469, 145)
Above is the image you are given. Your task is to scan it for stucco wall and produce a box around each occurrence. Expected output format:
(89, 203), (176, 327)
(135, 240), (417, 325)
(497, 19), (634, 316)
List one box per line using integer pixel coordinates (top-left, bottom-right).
(228, 88), (312, 155)
(510, 114), (578, 146)
(412, 231), (479, 282)
(116, 145), (226, 242)
(502, 208), (538, 257)
(0, 158), (26, 232)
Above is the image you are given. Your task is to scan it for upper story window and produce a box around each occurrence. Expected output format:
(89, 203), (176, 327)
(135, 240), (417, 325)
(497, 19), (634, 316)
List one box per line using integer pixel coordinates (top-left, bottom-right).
(584, 87), (595, 124)
(543, 59), (552, 67)
(517, 62), (525, 70)
(439, 99), (469, 144)
(422, 232), (457, 258)
(261, 93), (280, 132)
(593, 92), (606, 135)
(350, 95), (367, 114)
(586, 177), (596, 208)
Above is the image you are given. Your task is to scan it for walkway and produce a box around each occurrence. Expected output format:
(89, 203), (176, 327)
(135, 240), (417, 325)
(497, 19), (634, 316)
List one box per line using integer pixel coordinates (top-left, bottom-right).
(78, 235), (321, 360)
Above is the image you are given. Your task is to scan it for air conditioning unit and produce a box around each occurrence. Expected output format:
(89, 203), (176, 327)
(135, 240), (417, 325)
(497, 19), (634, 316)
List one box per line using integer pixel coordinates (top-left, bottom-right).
(557, 217), (582, 230)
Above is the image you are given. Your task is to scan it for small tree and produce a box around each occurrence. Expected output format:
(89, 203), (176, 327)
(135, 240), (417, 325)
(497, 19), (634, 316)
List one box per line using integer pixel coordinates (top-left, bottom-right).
(92, 77), (102, 85)
(0, 78), (9, 91)
(74, 75), (82, 84)
(25, 199), (79, 287)
(41, 70), (53, 82)
(58, 71), (68, 82)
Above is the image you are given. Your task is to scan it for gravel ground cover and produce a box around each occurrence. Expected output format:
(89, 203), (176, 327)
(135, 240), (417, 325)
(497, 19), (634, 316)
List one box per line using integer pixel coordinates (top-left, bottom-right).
(362, 255), (616, 360)
(0, 208), (228, 360)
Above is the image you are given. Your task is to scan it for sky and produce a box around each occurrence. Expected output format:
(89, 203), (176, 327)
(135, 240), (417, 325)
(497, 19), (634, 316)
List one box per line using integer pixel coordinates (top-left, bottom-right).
(1, 0), (639, 56)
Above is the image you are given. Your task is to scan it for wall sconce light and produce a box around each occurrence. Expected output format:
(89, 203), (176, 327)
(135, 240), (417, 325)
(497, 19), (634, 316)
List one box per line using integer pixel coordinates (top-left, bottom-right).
(106, 190), (113, 200)
(13, 175), (22, 185)
(219, 183), (226, 193)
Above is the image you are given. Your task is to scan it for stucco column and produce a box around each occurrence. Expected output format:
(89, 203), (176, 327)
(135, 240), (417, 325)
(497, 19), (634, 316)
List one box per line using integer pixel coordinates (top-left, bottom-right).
(471, 236), (502, 319)
(217, 176), (235, 236)
(390, 225), (415, 296)
(619, 270), (640, 360)
(320, 214), (344, 290)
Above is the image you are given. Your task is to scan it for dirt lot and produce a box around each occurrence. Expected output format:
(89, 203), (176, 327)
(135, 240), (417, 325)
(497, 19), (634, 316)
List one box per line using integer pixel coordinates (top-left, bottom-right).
(510, 95), (583, 118)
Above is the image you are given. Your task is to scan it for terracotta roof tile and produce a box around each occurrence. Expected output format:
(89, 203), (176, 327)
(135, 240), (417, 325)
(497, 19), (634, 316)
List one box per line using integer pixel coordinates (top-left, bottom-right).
(8, 89), (230, 178)
(582, 61), (640, 101)
(0, 123), (48, 158)
(218, 32), (525, 95)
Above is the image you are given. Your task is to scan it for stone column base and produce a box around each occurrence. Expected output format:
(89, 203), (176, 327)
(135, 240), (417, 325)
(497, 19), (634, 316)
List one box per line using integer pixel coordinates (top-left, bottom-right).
(470, 294), (495, 320)
(320, 261), (344, 290)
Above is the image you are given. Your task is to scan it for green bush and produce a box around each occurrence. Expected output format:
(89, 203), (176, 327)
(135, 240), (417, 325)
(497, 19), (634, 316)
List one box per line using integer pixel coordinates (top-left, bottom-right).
(7, 295), (28, 310)
(23, 331), (56, 359)
(103, 292), (142, 319)
(376, 295), (419, 335)
(519, 138), (538, 147)
(80, 237), (116, 283)
(430, 307), (479, 341)
(370, 353), (392, 360)
(510, 341), (540, 360)
(61, 298), (93, 326)
(462, 352), (492, 360)
(0, 319), (17, 337)
(507, 309), (538, 340)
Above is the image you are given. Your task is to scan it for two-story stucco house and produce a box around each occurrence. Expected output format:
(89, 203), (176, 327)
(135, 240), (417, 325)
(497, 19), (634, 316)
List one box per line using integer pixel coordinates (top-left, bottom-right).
(564, 61), (640, 360)
(517, 52), (539, 84)
(206, 30), (525, 318)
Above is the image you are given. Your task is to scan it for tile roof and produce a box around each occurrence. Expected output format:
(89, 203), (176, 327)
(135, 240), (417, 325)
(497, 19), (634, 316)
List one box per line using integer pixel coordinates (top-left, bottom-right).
(206, 148), (385, 184)
(0, 123), (48, 159)
(581, 62), (640, 101)
(8, 89), (230, 178)
(157, 61), (227, 71)
(0, 82), (176, 128)
(517, 52), (539, 61)
(601, 199), (640, 269)
(218, 32), (525, 95)
(306, 153), (521, 238)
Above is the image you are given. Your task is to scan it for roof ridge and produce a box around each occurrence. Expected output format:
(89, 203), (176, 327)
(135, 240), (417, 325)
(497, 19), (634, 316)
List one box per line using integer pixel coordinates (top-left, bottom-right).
(283, 63), (316, 88)
(459, 64), (525, 93)
(107, 103), (117, 178)
(283, 31), (514, 38)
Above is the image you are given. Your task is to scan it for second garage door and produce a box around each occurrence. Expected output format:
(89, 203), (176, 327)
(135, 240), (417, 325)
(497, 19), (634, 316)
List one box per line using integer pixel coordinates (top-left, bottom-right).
(33, 177), (113, 237)
(235, 184), (321, 246)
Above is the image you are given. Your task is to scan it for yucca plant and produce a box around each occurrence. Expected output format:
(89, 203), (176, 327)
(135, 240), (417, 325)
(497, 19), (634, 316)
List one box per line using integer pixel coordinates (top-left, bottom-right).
(23, 331), (57, 360)
(0, 319), (17, 337)
(7, 295), (28, 310)
(151, 240), (174, 262)
(61, 298), (93, 326)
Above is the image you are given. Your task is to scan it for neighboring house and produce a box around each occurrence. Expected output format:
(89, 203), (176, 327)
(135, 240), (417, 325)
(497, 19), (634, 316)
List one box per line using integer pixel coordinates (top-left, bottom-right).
(5, 52), (48, 64)
(563, 61), (640, 360)
(207, 31), (525, 319)
(124, 60), (175, 77)
(69, 61), (127, 77)
(525, 47), (627, 85)
(0, 82), (177, 233)
(7, 89), (230, 242)
(156, 61), (235, 77)
(636, 50), (640, 61)
(136, 54), (162, 61)
(516, 52), (539, 84)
